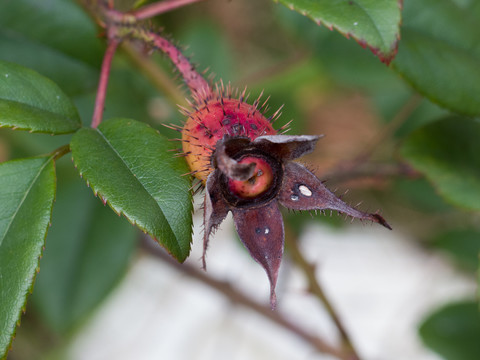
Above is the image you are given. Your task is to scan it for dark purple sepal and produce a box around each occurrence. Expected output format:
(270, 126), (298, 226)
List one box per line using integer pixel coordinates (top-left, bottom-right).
(254, 135), (322, 161)
(203, 171), (230, 269)
(279, 162), (392, 230)
(232, 201), (284, 309)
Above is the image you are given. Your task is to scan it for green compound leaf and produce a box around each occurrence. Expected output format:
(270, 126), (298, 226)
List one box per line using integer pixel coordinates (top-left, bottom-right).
(32, 175), (137, 333)
(275, 0), (402, 63)
(392, 0), (480, 116)
(0, 156), (56, 360)
(419, 301), (480, 360)
(0, 61), (81, 134)
(70, 118), (193, 262)
(401, 117), (480, 211)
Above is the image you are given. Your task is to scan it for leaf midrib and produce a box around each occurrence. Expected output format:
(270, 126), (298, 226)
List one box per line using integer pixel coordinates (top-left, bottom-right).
(352, 1), (391, 49)
(0, 157), (52, 247)
(0, 98), (78, 126)
(95, 128), (181, 252)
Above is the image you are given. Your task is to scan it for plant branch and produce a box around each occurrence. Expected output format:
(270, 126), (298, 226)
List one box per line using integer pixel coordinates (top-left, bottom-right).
(91, 38), (120, 128)
(49, 144), (71, 161)
(284, 229), (361, 360)
(141, 236), (353, 360)
(80, 1), (212, 105)
(131, 0), (205, 20)
(122, 42), (188, 107)
(147, 32), (211, 101)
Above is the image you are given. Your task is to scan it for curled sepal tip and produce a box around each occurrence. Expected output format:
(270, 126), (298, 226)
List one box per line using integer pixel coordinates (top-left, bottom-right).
(279, 162), (392, 230)
(232, 201), (284, 309)
(254, 134), (322, 161)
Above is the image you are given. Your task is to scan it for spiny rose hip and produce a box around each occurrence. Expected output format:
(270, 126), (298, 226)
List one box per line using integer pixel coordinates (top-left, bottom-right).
(182, 91), (278, 182)
(144, 28), (390, 309)
(179, 87), (391, 309)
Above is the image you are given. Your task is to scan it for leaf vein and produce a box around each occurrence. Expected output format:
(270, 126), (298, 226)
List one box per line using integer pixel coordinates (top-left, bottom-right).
(0, 157), (52, 247)
(95, 129), (180, 248)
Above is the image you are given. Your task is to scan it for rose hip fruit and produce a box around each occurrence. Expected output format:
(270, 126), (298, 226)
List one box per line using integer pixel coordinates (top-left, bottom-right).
(180, 88), (391, 309)
(182, 96), (277, 182)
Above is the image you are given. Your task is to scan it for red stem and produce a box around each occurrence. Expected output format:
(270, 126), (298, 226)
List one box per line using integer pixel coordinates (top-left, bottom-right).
(92, 2), (211, 105)
(91, 38), (120, 128)
(150, 32), (211, 101)
(132, 0), (205, 20)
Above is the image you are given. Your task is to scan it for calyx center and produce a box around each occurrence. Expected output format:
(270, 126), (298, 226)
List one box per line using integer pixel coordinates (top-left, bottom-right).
(227, 156), (274, 199)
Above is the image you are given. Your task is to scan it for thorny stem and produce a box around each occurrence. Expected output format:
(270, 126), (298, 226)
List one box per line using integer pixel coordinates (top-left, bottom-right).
(101, 4), (211, 103)
(118, 28), (211, 102)
(285, 229), (361, 360)
(122, 42), (187, 106)
(131, 0), (206, 20)
(149, 32), (211, 101)
(141, 236), (353, 360)
(91, 38), (120, 128)
(79, 0), (211, 114)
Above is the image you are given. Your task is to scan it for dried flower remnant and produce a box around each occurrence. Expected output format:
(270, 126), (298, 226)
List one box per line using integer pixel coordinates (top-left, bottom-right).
(181, 87), (391, 309)
(113, 22), (391, 307)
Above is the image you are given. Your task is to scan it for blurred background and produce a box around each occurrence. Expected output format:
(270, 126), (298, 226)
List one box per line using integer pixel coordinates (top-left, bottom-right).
(1, 0), (479, 359)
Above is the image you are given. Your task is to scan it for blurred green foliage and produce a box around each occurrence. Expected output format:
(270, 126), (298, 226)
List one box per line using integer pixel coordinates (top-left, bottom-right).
(419, 301), (480, 360)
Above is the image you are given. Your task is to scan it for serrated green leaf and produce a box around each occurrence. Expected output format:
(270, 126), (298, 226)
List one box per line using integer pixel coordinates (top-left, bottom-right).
(0, 61), (81, 134)
(70, 118), (192, 261)
(430, 229), (480, 271)
(0, 156), (56, 359)
(419, 301), (480, 360)
(401, 117), (480, 211)
(32, 173), (137, 333)
(392, 0), (480, 116)
(275, 0), (402, 63)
